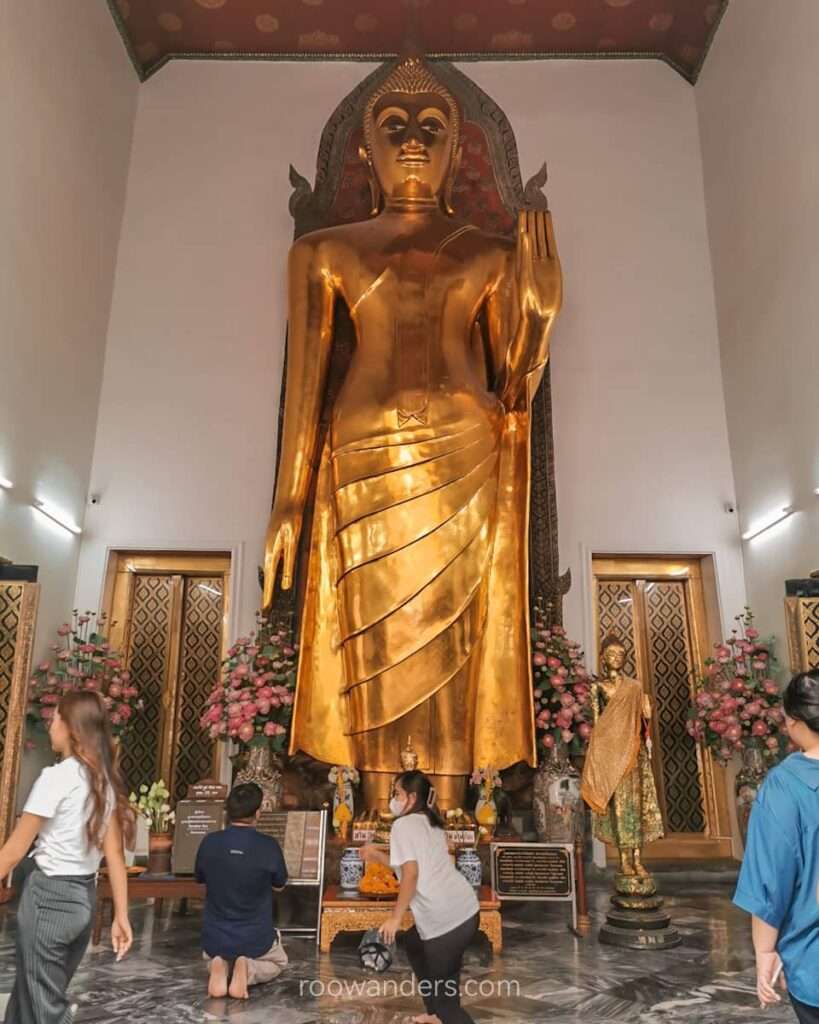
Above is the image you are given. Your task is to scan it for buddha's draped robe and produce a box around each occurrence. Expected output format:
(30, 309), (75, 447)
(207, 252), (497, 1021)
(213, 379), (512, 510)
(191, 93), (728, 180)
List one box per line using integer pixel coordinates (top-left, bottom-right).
(288, 239), (537, 775)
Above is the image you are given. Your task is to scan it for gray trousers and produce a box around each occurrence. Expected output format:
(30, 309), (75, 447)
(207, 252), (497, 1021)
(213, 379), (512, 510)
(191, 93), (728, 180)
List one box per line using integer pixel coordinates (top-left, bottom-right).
(6, 867), (96, 1024)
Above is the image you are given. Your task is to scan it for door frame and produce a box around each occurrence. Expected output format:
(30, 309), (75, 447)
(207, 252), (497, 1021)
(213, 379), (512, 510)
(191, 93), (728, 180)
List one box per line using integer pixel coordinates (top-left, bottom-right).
(582, 547), (735, 861)
(96, 543), (243, 789)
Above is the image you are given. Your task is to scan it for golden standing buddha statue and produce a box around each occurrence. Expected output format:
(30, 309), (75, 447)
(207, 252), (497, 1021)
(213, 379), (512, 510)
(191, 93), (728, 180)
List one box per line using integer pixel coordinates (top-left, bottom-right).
(263, 57), (562, 807)
(581, 637), (664, 879)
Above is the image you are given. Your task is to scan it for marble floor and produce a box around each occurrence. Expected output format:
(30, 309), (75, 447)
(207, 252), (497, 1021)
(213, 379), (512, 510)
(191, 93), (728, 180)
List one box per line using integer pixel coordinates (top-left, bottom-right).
(0, 880), (798, 1023)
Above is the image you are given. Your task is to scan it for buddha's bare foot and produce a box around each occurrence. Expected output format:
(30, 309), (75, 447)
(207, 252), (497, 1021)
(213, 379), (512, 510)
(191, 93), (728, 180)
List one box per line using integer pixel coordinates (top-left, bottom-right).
(634, 859), (650, 878)
(207, 956), (228, 998)
(229, 956), (249, 1000)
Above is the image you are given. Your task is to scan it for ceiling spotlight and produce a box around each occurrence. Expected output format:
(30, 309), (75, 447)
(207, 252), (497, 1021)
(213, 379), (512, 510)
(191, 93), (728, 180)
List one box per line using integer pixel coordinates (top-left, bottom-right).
(741, 506), (795, 542)
(0, 476), (12, 490)
(32, 499), (82, 535)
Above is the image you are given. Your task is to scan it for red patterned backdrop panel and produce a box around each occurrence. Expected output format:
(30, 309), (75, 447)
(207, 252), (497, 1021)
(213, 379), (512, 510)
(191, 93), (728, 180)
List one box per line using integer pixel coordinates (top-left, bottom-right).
(109, 1), (728, 84)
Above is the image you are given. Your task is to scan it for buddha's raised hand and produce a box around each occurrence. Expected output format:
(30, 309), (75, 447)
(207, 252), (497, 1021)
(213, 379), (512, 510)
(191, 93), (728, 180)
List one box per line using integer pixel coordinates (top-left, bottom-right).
(516, 209), (562, 329)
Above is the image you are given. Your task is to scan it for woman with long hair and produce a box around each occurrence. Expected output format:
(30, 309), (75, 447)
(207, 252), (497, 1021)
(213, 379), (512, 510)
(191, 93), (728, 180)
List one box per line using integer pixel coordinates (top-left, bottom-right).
(0, 690), (133, 1023)
(734, 670), (819, 1021)
(360, 770), (480, 1024)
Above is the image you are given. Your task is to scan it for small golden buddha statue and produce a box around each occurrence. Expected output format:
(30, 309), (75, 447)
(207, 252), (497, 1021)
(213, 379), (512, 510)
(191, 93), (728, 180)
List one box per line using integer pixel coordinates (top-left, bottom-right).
(581, 636), (663, 880)
(400, 736), (419, 772)
(263, 55), (562, 808)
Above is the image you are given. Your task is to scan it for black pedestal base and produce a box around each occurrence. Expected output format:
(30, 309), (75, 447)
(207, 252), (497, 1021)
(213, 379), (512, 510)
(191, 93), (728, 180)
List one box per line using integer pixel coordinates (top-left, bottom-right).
(599, 920), (682, 949)
(599, 874), (681, 950)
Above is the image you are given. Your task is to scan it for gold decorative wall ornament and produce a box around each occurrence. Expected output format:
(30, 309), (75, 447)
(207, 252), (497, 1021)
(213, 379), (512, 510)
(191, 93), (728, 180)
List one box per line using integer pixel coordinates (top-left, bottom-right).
(263, 56), (562, 804)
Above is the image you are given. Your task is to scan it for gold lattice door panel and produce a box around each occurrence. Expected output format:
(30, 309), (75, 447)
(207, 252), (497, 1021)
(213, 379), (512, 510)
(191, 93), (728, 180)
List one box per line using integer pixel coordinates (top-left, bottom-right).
(0, 582), (40, 849)
(0, 586), (22, 757)
(644, 582), (705, 833)
(120, 575), (175, 794)
(596, 581), (638, 678)
(785, 598), (819, 672)
(172, 578), (224, 803)
(115, 568), (225, 801)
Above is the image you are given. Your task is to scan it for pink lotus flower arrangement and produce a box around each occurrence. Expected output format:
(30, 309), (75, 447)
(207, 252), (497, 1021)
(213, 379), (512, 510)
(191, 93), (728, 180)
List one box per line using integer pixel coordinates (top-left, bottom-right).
(29, 611), (143, 739)
(531, 601), (593, 758)
(686, 608), (789, 766)
(200, 617), (297, 752)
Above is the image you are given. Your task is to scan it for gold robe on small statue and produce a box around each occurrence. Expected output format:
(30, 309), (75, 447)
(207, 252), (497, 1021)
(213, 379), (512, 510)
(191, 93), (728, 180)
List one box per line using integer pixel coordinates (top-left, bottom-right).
(581, 675), (663, 850)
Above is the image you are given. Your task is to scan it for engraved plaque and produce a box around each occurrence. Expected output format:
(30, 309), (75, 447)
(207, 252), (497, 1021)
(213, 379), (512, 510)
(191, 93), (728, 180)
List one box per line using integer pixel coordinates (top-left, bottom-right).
(491, 842), (573, 901)
(172, 799), (226, 875)
(257, 809), (324, 882)
(187, 779), (228, 801)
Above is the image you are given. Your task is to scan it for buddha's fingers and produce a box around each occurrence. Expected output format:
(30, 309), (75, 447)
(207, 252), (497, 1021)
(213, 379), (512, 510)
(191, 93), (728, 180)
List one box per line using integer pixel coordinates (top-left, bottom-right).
(281, 527), (296, 590)
(544, 211), (558, 262)
(535, 211), (548, 262)
(516, 223), (533, 286)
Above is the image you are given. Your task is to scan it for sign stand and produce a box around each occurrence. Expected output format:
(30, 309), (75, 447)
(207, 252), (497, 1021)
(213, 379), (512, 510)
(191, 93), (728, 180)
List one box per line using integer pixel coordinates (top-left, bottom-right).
(256, 808), (328, 945)
(490, 841), (578, 933)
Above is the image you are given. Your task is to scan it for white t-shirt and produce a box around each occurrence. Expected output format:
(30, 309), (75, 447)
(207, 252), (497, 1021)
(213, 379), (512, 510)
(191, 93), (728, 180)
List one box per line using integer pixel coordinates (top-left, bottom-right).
(24, 757), (112, 876)
(389, 813), (479, 940)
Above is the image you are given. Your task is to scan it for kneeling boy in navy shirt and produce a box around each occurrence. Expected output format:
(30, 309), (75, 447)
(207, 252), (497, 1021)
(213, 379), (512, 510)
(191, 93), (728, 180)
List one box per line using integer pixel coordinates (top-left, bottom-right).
(195, 783), (288, 999)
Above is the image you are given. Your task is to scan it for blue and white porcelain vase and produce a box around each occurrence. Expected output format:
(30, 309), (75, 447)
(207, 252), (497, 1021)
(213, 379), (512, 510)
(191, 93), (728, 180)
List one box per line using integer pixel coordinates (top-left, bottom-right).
(340, 847), (364, 892)
(456, 847), (482, 888)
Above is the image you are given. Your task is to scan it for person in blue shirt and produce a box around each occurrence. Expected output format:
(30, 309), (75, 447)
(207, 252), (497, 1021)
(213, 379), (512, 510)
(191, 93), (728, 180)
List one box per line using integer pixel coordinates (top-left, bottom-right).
(195, 783), (288, 999)
(734, 670), (819, 1022)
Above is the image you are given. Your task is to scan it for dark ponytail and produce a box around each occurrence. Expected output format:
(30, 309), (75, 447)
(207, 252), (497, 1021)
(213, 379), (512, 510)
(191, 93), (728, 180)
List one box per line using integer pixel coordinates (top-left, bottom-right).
(395, 771), (446, 830)
(783, 670), (819, 735)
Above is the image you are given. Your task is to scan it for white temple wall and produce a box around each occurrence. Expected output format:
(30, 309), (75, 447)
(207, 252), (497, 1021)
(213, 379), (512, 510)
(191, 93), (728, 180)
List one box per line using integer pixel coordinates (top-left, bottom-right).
(697, 0), (819, 656)
(75, 57), (746, 662)
(0, 0), (137, 794)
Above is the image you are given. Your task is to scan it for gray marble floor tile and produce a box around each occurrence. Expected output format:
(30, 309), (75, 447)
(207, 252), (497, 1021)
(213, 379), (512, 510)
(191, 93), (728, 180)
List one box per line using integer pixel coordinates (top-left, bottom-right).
(0, 879), (801, 1023)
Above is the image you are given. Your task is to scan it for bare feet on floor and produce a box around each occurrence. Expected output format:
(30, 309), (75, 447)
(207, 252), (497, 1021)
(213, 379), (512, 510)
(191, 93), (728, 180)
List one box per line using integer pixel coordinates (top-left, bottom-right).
(229, 956), (249, 1000)
(207, 956), (228, 998)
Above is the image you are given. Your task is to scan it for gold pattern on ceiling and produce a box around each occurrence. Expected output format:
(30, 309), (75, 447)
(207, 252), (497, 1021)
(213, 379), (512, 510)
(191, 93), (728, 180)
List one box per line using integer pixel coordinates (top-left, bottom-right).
(108, 0), (728, 83)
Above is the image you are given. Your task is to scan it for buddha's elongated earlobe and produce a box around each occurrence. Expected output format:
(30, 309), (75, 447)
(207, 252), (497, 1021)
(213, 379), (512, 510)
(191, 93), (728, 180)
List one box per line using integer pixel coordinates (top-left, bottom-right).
(359, 144), (382, 217)
(443, 144), (462, 216)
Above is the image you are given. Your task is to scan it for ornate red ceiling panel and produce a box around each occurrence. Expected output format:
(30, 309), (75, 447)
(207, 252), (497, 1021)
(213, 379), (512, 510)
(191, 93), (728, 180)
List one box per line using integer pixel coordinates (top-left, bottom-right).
(109, 0), (728, 84)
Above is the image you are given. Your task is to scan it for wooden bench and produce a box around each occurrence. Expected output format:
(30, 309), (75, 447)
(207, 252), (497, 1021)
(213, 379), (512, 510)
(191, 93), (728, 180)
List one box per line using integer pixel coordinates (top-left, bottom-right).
(93, 875), (203, 945)
(319, 884), (502, 953)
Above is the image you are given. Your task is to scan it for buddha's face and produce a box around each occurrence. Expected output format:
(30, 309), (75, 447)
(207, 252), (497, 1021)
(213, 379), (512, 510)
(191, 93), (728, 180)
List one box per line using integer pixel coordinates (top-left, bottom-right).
(602, 644), (626, 673)
(370, 92), (454, 204)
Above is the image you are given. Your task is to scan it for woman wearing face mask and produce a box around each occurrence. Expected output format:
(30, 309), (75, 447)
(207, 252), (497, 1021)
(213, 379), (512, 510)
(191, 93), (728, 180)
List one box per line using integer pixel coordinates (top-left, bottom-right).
(734, 670), (819, 1021)
(0, 690), (133, 1024)
(360, 770), (480, 1024)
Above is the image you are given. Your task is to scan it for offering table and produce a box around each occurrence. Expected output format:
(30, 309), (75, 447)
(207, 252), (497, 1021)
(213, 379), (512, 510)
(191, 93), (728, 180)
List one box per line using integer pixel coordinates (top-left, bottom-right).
(319, 884), (502, 954)
(92, 875), (204, 945)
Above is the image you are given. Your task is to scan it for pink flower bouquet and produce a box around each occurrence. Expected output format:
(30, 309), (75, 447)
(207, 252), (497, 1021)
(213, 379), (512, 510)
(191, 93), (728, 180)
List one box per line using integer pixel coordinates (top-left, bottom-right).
(531, 601), (593, 758)
(200, 616), (297, 752)
(28, 611), (143, 739)
(686, 608), (789, 766)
